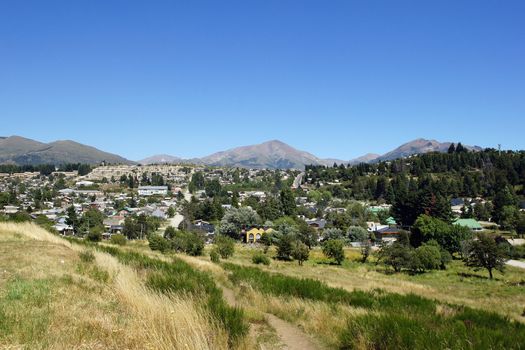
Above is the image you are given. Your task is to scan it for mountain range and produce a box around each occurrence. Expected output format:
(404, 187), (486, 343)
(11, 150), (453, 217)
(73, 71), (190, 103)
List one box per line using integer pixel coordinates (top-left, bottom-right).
(1, 135), (483, 169)
(139, 138), (483, 168)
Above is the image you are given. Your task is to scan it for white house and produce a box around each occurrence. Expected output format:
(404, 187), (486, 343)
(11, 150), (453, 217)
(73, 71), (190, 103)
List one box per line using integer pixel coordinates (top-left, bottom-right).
(138, 186), (168, 196)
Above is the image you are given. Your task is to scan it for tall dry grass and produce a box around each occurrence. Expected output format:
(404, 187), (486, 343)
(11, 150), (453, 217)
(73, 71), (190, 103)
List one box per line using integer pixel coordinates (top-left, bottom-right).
(0, 222), (230, 350)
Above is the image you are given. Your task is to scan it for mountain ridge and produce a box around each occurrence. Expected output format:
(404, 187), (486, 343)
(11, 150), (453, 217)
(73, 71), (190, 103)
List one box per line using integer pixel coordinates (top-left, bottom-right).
(2, 135), (485, 169)
(0, 136), (134, 165)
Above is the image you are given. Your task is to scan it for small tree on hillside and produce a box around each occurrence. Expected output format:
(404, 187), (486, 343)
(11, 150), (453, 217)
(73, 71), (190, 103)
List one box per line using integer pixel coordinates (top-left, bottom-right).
(214, 235), (235, 259)
(322, 239), (345, 265)
(464, 233), (508, 279)
(291, 241), (310, 266)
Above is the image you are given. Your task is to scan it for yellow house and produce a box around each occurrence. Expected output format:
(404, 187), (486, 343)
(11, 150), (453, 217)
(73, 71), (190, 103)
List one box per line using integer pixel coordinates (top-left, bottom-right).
(245, 227), (273, 243)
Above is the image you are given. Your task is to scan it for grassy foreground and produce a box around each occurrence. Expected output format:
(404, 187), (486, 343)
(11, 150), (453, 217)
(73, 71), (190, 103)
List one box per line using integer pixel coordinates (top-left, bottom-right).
(0, 223), (246, 349)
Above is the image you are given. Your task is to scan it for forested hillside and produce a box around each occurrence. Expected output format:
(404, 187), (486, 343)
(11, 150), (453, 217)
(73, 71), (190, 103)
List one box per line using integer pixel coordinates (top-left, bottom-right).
(306, 147), (525, 227)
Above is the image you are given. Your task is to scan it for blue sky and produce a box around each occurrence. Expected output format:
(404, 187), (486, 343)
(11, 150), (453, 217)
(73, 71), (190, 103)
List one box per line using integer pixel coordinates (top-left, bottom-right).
(1, 0), (524, 161)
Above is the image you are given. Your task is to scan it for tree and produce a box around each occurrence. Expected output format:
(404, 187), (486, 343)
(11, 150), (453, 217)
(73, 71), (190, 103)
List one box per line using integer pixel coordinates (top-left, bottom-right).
(167, 206), (176, 218)
(411, 214), (472, 254)
(447, 143), (456, 154)
(66, 205), (79, 233)
(413, 243), (442, 272)
(322, 239), (345, 265)
(348, 226), (368, 242)
(219, 207), (260, 239)
(492, 186), (517, 224)
(280, 188), (296, 216)
(214, 235), (235, 259)
(259, 232), (272, 253)
(275, 233), (295, 261)
(291, 241), (309, 266)
(296, 220), (318, 249)
(323, 228), (346, 242)
(463, 233), (507, 279)
(360, 240), (372, 263)
(377, 240), (412, 272)
(516, 213), (525, 238)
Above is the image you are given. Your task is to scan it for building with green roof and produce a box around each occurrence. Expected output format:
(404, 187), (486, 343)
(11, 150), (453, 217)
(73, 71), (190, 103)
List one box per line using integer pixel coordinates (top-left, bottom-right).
(453, 218), (483, 231)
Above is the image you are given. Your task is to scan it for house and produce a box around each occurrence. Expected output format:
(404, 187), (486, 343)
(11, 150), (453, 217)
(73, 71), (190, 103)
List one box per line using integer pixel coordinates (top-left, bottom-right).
(138, 186), (168, 196)
(3, 205), (19, 214)
(451, 198), (465, 214)
(191, 220), (215, 234)
(245, 227), (274, 243)
(367, 221), (388, 232)
(305, 218), (326, 229)
(375, 227), (401, 243)
(76, 180), (94, 187)
(454, 218), (483, 231)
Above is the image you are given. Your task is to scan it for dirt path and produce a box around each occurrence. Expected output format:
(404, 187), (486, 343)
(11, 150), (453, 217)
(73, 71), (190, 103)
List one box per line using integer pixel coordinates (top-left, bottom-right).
(221, 285), (321, 350)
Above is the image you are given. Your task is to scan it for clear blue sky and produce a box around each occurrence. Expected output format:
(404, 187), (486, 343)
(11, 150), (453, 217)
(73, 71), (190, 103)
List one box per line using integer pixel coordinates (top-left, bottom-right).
(1, 0), (524, 161)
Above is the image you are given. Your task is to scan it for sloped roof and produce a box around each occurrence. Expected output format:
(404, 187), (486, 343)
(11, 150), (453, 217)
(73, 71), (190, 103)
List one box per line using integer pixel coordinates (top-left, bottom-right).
(454, 218), (482, 230)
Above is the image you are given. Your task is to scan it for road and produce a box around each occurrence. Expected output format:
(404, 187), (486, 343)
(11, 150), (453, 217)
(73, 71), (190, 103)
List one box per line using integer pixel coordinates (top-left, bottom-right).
(167, 188), (192, 229)
(507, 259), (525, 269)
(292, 172), (304, 189)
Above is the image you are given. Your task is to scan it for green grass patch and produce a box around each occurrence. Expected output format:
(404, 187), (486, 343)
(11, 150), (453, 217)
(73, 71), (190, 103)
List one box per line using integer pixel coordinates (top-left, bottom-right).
(0, 277), (53, 344)
(223, 262), (525, 349)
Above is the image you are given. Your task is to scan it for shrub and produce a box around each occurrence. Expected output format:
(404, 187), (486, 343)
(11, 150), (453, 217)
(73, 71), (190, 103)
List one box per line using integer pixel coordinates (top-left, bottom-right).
(168, 230), (205, 256)
(86, 225), (103, 242)
(148, 234), (170, 252)
(184, 233), (204, 256)
(252, 252), (271, 265)
(413, 244), (442, 272)
(210, 248), (220, 263)
(215, 235), (235, 259)
(110, 233), (127, 246)
(322, 239), (345, 265)
(291, 241), (309, 265)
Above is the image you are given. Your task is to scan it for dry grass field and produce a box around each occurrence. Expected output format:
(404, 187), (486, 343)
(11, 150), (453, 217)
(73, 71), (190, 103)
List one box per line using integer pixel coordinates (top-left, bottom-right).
(2, 224), (524, 349)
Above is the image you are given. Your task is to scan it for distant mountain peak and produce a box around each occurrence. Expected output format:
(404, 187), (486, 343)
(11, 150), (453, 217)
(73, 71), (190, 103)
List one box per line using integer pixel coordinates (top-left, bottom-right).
(138, 154), (182, 165)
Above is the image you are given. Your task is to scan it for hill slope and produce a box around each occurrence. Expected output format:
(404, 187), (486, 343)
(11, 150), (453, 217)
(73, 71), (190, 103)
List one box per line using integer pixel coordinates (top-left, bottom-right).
(0, 136), (133, 165)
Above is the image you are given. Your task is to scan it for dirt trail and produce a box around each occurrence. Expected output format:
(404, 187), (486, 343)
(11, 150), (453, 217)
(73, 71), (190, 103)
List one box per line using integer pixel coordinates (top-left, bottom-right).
(221, 285), (321, 350)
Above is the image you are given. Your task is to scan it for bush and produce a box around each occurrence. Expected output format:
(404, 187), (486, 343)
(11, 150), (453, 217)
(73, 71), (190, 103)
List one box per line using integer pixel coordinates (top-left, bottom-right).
(252, 252), (271, 265)
(215, 235), (235, 259)
(210, 248), (220, 263)
(86, 228), (102, 242)
(413, 244), (442, 272)
(148, 234), (170, 252)
(322, 239), (345, 265)
(110, 233), (127, 246)
(184, 233), (205, 256)
(168, 230), (205, 256)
